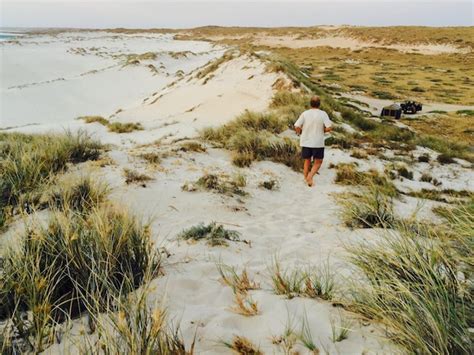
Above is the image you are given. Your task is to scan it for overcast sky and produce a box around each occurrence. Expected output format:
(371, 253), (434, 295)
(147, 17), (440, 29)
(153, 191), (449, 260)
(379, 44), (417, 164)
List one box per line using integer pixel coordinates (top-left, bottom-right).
(1, 1), (473, 29)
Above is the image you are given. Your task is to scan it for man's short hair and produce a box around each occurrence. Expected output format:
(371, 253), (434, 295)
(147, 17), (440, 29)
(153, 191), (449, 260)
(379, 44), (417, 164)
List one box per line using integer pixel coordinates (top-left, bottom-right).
(310, 96), (321, 108)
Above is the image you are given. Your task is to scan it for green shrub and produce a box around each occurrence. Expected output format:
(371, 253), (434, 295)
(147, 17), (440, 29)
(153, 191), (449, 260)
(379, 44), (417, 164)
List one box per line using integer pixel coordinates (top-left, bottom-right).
(183, 173), (247, 197)
(437, 153), (456, 164)
(178, 222), (241, 246)
(418, 153), (430, 163)
(456, 109), (474, 116)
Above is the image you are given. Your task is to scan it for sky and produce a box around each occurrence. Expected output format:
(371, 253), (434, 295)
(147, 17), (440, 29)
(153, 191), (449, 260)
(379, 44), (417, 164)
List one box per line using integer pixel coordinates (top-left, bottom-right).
(1, 0), (473, 29)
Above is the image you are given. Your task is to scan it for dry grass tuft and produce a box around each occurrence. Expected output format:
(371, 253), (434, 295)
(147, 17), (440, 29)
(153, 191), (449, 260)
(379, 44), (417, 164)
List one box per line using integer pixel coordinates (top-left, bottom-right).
(216, 263), (260, 293)
(79, 115), (110, 125)
(223, 336), (262, 355)
(123, 168), (153, 185)
(179, 141), (206, 152)
(182, 172), (247, 197)
(138, 152), (161, 165)
(231, 292), (259, 317)
(108, 122), (143, 133)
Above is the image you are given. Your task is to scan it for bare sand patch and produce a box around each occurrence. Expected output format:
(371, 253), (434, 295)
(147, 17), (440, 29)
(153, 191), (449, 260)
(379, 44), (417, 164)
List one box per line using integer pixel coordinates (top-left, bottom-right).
(255, 35), (471, 55)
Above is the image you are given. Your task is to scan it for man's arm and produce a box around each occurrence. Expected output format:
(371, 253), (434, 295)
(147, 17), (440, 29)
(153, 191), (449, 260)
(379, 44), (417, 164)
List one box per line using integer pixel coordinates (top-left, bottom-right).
(294, 112), (305, 135)
(323, 113), (333, 133)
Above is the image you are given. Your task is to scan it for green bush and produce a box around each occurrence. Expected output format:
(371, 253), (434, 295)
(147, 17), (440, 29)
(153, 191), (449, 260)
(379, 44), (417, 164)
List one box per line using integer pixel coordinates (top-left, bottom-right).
(178, 222), (241, 246)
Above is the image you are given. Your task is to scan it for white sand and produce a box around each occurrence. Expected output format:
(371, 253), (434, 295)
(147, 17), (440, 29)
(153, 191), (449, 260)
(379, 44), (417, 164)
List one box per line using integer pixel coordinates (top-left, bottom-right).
(254, 35), (470, 55)
(1, 31), (223, 128)
(2, 30), (473, 354)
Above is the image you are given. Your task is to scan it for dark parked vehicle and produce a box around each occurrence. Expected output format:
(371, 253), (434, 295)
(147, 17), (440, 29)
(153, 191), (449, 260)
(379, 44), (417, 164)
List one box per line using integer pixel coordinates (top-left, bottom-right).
(400, 101), (423, 114)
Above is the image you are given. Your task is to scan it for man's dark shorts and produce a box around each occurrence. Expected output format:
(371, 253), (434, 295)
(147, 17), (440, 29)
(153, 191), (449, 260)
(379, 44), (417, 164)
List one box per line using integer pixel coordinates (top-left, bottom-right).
(301, 147), (324, 160)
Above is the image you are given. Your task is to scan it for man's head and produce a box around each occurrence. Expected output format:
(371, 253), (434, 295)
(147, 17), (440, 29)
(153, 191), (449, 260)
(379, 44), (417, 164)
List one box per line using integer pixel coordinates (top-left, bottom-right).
(310, 96), (321, 108)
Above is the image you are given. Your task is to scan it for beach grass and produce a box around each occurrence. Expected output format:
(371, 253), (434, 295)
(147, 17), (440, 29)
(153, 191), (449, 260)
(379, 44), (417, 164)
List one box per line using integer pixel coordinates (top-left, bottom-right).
(0, 199), (160, 352)
(0, 131), (102, 229)
(178, 222), (241, 246)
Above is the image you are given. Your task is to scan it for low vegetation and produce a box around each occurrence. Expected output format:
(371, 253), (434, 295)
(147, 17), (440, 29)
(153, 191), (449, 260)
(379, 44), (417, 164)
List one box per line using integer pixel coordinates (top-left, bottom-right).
(223, 336), (262, 355)
(123, 168), (153, 185)
(108, 122), (143, 133)
(337, 184), (396, 228)
(346, 211), (472, 354)
(202, 110), (300, 170)
(82, 286), (192, 354)
(216, 263), (260, 293)
(334, 163), (397, 197)
(182, 172), (247, 197)
(0, 131), (102, 229)
(178, 222), (241, 246)
(80, 116), (143, 133)
(0, 178), (160, 352)
(270, 259), (336, 301)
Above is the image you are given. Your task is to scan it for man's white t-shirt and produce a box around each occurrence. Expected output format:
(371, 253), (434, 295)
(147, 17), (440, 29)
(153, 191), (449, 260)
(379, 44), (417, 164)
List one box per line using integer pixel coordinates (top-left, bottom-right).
(294, 109), (332, 148)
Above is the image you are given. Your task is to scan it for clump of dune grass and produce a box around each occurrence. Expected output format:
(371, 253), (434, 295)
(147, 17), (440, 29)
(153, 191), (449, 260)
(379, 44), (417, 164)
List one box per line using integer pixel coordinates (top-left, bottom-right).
(201, 111), (301, 171)
(196, 51), (235, 80)
(334, 164), (397, 197)
(107, 122), (143, 133)
(346, 218), (471, 354)
(48, 175), (109, 213)
(231, 291), (259, 317)
(216, 263), (259, 293)
(79, 115), (110, 126)
(232, 151), (254, 167)
(395, 165), (413, 180)
(269, 258), (337, 301)
(83, 285), (192, 354)
(223, 336), (262, 355)
(350, 149), (368, 159)
(418, 153), (431, 163)
(303, 263), (336, 301)
(330, 312), (353, 343)
(182, 172), (247, 197)
(138, 152), (161, 165)
(0, 131), (102, 229)
(299, 314), (321, 354)
(178, 222), (241, 246)
(259, 178), (280, 190)
(420, 172), (433, 183)
(337, 184), (396, 228)
(179, 141), (206, 152)
(123, 168), (153, 185)
(0, 201), (160, 352)
(437, 153), (456, 164)
(407, 189), (473, 203)
(269, 259), (306, 299)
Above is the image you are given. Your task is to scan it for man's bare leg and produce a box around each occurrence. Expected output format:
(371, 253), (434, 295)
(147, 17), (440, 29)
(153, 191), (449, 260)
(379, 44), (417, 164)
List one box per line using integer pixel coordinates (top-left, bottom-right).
(306, 159), (323, 186)
(303, 159), (311, 179)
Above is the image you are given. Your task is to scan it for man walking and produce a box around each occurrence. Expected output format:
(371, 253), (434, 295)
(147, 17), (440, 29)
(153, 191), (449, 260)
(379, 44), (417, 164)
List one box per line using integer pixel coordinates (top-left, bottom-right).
(294, 96), (333, 186)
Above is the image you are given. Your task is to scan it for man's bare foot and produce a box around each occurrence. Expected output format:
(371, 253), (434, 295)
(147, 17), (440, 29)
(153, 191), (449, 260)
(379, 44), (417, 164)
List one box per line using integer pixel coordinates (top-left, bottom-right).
(306, 175), (314, 187)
